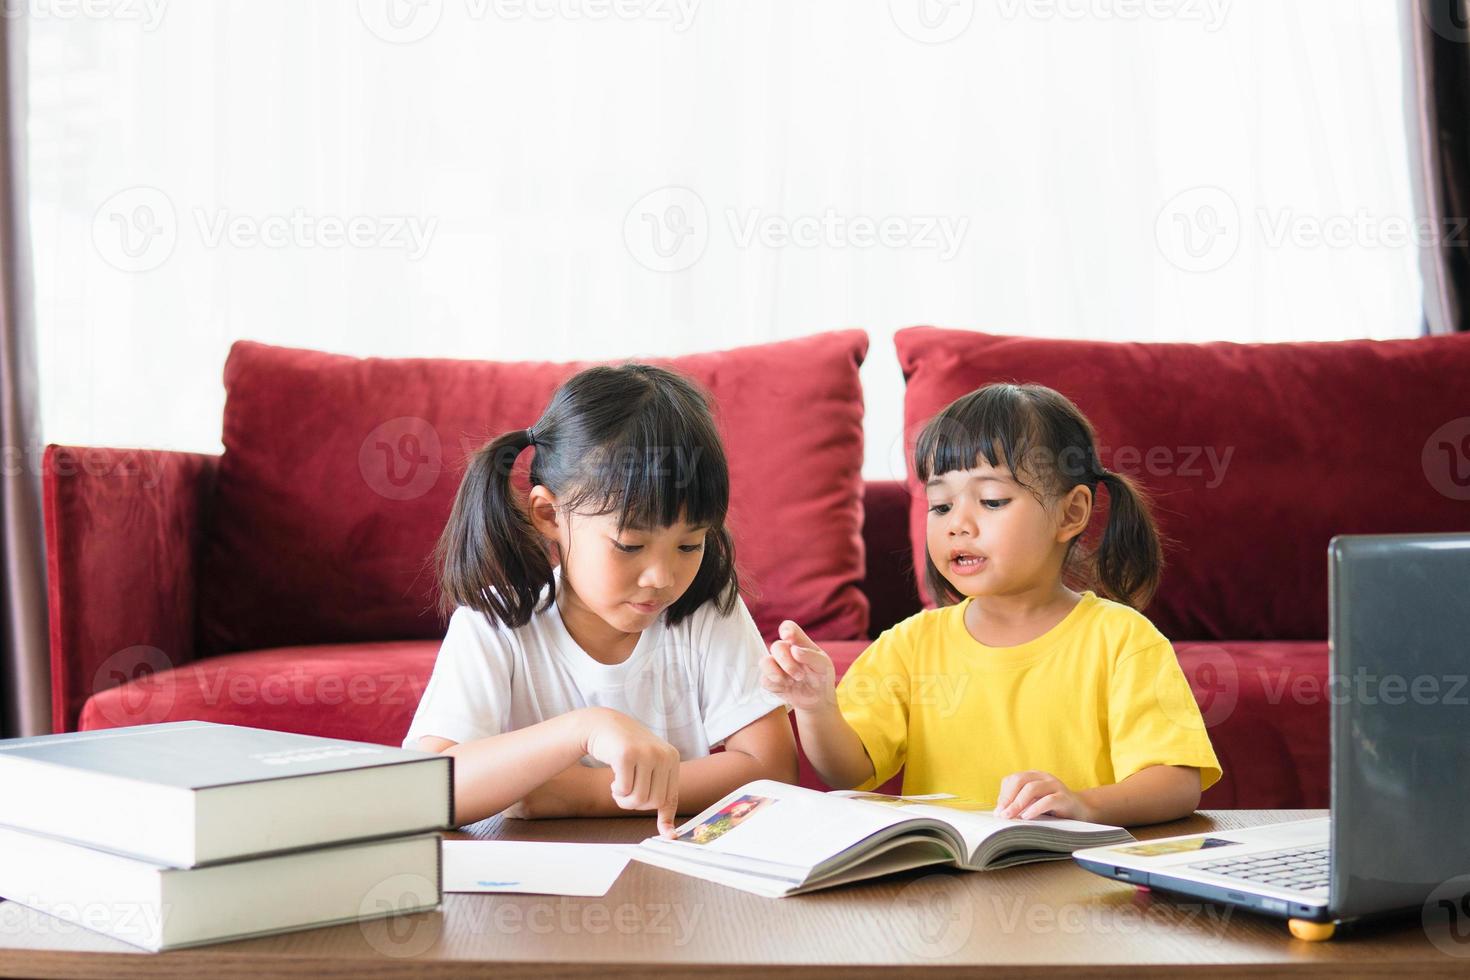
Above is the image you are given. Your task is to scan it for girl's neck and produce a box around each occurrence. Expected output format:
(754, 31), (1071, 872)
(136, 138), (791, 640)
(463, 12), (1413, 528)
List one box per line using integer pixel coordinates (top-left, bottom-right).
(555, 576), (641, 666)
(964, 580), (1082, 648)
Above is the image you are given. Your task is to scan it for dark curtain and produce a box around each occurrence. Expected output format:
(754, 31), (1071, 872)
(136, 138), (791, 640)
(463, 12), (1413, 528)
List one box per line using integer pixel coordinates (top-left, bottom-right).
(0, 12), (49, 739)
(1405, 0), (1470, 334)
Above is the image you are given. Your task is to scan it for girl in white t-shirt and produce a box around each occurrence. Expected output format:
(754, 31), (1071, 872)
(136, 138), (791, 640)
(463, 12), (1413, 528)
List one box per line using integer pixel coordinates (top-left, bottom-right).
(403, 363), (795, 835)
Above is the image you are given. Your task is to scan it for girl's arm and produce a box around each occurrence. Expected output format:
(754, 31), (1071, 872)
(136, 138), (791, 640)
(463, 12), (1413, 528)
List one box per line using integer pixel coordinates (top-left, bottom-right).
(762, 620), (875, 790)
(510, 705), (798, 819)
(1076, 764), (1202, 825)
(417, 705), (681, 833)
(995, 764), (1202, 826)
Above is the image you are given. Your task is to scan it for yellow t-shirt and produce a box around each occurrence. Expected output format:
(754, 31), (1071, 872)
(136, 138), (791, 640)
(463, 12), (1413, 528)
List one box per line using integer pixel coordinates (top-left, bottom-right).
(836, 591), (1222, 803)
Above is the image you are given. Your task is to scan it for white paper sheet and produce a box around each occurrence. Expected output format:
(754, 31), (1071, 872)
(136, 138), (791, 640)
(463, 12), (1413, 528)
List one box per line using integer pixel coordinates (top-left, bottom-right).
(441, 840), (632, 896)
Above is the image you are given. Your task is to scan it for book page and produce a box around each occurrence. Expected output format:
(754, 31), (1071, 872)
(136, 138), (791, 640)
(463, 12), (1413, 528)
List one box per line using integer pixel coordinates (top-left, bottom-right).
(656, 779), (918, 872)
(832, 791), (1123, 860)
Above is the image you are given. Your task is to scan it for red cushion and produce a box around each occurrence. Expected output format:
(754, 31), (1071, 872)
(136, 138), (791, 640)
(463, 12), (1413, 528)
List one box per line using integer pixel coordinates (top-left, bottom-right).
(1177, 641), (1329, 809)
(79, 636), (1326, 807)
(78, 641), (440, 746)
(196, 333), (870, 654)
(896, 328), (1470, 640)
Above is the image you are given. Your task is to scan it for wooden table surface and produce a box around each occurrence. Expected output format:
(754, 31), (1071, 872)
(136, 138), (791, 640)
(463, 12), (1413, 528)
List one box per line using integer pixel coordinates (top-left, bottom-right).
(0, 809), (1465, 978)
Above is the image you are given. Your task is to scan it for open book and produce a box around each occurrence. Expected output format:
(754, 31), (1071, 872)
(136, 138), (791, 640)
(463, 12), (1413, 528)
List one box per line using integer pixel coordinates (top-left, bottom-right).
(631, 779), (1136, 897)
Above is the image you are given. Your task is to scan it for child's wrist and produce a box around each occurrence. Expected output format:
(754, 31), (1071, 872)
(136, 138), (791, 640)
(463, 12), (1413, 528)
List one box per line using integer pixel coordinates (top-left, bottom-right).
(795, 693), (842, 721)
(569, 706), (611, 754)
(1073, 787), (1105, 824)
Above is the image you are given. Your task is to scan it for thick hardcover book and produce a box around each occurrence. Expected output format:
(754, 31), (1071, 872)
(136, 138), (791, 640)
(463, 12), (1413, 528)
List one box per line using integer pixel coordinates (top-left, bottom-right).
(0, 824), (442, 952)
(0, 721), (454, 866)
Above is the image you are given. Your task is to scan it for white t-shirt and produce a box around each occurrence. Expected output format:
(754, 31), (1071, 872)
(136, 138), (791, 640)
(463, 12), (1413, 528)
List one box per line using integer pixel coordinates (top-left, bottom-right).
(402, 569), (784, 764)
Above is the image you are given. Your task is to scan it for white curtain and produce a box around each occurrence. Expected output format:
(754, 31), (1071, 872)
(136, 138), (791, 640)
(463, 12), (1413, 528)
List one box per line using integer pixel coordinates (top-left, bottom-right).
(28, 0), (1418, 481)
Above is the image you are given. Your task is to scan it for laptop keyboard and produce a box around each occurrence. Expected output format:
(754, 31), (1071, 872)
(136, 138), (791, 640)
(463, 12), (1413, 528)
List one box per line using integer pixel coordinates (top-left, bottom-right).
(1192, 844), (1330, 894)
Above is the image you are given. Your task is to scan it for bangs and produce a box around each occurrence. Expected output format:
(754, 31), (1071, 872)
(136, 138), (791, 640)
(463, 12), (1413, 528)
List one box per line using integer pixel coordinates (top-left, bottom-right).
(914, 384), (1046, 491)
(561, 407), (729, 532)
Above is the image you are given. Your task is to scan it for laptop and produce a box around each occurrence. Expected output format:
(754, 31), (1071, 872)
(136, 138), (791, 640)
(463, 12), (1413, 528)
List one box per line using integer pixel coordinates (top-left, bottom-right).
(1074, 533), (1470, 933)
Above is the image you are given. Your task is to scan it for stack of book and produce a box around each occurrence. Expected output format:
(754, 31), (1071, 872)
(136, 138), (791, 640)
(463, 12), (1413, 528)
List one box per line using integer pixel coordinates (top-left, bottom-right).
(0, 720), (453, 951)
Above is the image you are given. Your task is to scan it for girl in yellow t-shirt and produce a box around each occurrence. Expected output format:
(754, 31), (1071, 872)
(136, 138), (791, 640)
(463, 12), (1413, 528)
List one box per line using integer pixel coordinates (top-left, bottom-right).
(761, 382), (1221, 826)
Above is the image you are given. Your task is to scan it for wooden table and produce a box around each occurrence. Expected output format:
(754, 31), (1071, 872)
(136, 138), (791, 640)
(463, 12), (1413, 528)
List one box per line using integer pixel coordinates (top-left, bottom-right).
(0, 809), (1464, 978)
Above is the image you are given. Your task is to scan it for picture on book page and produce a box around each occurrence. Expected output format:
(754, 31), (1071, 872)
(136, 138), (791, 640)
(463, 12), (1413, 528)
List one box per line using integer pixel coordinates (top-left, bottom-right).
(675, 794), (776, 845)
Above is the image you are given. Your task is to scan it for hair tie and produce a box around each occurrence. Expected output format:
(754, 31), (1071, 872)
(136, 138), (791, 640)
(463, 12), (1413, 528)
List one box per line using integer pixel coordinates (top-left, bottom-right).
(525, 427), (538, 447)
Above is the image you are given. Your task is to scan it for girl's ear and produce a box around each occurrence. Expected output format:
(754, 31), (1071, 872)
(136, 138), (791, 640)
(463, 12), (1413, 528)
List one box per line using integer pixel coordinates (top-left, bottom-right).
(526, 485), (562, 543)
(1055, 484), (1093, 544)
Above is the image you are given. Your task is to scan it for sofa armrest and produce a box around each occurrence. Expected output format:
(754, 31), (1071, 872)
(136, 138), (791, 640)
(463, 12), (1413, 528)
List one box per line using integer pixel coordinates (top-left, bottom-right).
(861, 480), (923, 637)
(43, 445), (218, 732)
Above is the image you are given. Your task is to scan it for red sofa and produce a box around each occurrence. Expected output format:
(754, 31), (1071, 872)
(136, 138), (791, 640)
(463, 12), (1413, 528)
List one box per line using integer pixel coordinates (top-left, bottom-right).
(44, 329), (1470, 810)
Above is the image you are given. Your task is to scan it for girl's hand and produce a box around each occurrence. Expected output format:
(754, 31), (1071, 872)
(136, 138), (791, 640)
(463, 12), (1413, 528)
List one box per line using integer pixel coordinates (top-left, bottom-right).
(994, 770), (1096, 822)
(760, 620), (838, 712)
(580, 707), (681, 837)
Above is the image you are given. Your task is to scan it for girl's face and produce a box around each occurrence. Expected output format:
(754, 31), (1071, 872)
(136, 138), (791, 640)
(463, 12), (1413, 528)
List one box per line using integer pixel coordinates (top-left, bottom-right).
(923, 460), (1090, 600)
(530, 487), (709, 634)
